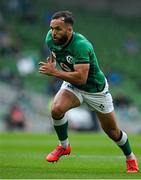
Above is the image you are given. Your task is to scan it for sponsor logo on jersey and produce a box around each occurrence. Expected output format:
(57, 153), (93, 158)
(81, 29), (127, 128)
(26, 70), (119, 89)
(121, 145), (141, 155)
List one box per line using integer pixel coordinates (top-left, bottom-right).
(66, 55), (73, 64)
(60, 63), (72, 72)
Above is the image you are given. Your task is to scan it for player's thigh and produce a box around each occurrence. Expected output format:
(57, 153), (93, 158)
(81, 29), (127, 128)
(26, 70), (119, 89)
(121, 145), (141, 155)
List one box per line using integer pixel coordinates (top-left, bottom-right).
(52, 89), (81, 113)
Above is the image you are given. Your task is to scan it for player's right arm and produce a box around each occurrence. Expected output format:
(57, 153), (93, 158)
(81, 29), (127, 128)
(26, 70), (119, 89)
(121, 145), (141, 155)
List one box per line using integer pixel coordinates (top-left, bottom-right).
(39, 59), (89, 85)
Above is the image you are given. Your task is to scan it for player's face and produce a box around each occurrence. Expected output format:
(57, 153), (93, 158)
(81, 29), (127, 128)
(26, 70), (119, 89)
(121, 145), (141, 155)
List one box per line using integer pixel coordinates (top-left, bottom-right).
(50, 18), (70, 45)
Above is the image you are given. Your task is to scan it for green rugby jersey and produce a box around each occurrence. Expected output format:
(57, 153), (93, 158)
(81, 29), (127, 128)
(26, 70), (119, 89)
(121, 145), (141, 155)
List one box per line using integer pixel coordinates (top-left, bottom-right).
(45, 30), (105, 93)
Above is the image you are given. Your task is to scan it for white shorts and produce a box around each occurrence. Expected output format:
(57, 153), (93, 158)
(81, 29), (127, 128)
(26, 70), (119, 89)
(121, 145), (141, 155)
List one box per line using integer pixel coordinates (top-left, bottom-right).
(60, 80), (114, 114)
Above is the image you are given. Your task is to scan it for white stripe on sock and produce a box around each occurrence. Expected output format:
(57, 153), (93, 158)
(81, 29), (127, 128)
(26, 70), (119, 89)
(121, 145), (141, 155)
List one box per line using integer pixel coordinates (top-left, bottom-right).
(116, 131), (127, 146)
(59, 139), (69, 148)
(53, 115), (68, 126)
(126, 152), (135, 160)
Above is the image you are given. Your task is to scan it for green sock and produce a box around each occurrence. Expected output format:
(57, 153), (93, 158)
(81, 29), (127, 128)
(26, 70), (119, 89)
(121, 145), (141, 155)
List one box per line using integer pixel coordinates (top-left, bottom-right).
(119, 139), (132, 156)
(116, 131), (132, 156)
(54, 121), (68, 141)
(53, 116), (68, 141)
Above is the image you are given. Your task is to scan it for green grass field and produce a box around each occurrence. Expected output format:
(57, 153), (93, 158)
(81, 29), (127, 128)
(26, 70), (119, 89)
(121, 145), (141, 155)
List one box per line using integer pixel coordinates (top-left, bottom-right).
(0, 132), (140, 179)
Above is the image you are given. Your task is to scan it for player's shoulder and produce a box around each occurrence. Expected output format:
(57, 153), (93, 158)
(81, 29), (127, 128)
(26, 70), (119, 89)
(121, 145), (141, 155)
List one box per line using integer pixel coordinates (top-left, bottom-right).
(45, 30), (52, 47)
(73, 32), (93, 49)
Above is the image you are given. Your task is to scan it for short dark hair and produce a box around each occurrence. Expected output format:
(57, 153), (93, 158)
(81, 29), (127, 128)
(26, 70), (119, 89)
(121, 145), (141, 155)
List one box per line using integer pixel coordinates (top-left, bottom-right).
(51, 11), (74, 26)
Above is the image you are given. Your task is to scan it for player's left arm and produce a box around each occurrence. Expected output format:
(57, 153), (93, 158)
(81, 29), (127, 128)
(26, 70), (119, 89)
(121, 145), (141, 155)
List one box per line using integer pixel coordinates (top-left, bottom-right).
(39, 60), (89, 85)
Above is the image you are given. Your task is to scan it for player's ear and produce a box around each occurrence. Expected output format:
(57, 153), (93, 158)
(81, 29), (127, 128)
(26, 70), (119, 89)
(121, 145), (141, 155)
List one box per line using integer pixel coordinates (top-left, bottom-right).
(67, 26), (73, 34)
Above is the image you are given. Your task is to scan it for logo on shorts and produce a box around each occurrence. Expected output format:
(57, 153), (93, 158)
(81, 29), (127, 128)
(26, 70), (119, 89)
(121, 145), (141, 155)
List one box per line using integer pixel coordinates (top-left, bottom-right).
(99, 104), (105, 111)
(67, 84), (74, 90)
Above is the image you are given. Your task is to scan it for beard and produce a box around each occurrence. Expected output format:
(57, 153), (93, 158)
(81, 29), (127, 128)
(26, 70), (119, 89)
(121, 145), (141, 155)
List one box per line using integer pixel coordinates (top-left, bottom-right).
(53, 34), (68, 46)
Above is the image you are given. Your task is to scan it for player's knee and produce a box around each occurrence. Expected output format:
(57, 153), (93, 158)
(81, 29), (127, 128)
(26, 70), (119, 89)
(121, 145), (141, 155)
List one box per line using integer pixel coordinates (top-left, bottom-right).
(51, 104), (64, 119)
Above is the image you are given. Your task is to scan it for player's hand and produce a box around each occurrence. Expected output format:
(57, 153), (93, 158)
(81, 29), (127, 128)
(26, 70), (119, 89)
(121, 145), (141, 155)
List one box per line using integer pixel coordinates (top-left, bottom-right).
(38, 60), (56, 76)
(47, 52), (56, 63)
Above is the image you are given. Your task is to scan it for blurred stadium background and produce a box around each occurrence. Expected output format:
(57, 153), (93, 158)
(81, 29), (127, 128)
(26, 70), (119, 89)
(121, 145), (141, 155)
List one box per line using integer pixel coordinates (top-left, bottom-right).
(0, 0), (141, 133)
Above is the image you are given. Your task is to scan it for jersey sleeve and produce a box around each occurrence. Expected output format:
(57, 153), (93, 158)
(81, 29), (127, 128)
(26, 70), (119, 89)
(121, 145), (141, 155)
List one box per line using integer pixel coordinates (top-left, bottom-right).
(73, 40), (91, 64)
